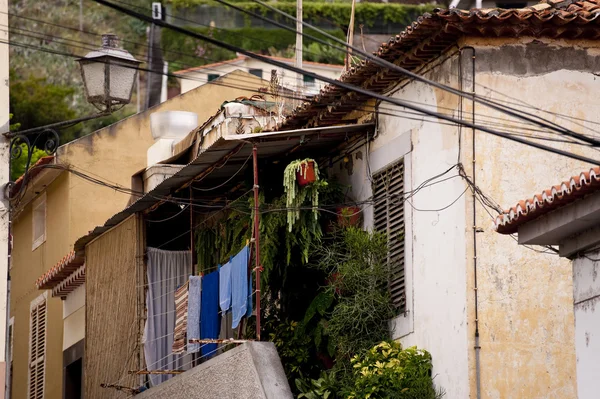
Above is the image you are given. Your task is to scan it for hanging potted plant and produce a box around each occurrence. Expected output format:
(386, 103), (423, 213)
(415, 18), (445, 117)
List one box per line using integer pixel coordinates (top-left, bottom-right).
(283, 158), (326, 232)
(294, 159), (317, 187)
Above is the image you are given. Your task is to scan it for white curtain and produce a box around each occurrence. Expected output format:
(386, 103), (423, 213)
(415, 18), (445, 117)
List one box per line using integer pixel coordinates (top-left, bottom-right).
(143, 247), (193, 386)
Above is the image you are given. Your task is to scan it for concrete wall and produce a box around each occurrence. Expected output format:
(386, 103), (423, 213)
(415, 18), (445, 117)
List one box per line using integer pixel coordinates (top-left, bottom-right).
(9, 70), (263, 399)
(571, 251), (600, 399)
(179, 60), (342, 95)
(136, 342), (292, 399)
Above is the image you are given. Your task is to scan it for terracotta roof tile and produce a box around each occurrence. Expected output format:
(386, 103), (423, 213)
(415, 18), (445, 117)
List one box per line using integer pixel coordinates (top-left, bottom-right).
(495, 166), (600, 234)
(36, 250), (85, 290)
(276, 0), (600, 130)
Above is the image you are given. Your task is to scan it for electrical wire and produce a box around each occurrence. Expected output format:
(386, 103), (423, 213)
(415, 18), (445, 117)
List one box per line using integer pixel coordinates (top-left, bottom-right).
(89, 0), (600, 166)
(5, 29), (595, 150)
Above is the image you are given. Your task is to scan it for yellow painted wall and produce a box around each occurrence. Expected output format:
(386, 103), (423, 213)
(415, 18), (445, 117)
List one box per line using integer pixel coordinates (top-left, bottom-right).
(9, 70), (263, 398)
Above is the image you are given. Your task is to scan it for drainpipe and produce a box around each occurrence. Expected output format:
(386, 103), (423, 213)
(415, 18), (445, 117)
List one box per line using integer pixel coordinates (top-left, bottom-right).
(463, 45), (481, 399)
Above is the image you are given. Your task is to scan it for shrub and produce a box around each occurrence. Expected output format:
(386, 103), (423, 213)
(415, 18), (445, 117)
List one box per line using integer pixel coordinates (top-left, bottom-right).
(347, 341), (444, 399)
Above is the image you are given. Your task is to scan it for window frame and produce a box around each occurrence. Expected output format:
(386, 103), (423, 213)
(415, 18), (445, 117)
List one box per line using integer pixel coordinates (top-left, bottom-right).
(28, 292), (47, 399)
(207, 73), (220, 82)
(32, 193), (46, 251)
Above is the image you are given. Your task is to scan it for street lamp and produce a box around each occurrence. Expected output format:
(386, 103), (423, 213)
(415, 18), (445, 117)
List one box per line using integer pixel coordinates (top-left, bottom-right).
(79, 34), (141, 113)
(5, 34), (140, 197)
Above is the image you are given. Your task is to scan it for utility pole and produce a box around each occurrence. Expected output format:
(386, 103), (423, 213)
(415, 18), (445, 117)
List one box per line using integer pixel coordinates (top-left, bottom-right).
(146, 2), (165, 110)
(295, 0), (302, 98)
(0, 0), (9, 396)
(345, 0), (356, 71)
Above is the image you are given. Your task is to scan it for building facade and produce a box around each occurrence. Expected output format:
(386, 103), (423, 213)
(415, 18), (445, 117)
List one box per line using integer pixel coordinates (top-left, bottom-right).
(276, 2), (600, 397)
(10, 71), (269, 399)
(495, 167), (600, 399)
(176, 54), (343, 96)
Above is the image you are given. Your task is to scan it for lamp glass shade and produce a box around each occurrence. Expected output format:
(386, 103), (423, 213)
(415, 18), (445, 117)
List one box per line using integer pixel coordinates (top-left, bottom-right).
(78, 34), (141, 111)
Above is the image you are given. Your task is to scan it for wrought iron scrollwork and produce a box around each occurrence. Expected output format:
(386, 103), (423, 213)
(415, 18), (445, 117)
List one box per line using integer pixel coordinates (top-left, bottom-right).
(7, 129), (61, 202)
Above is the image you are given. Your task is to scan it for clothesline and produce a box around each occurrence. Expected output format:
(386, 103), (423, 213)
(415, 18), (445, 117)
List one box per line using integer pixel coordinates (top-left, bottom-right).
(146, 290), (260, 319)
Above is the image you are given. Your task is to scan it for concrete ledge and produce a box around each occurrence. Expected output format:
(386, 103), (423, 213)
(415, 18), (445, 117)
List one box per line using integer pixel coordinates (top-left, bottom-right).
(136, 342), (293, 399)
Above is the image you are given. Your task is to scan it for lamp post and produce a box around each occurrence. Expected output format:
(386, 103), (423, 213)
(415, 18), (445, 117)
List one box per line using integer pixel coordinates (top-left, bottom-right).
(5, 34), (140, 198)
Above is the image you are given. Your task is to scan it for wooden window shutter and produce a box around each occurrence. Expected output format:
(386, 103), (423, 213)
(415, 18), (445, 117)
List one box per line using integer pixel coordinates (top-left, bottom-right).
(373, 160), (406, 312)
(28, 298), (46, 399)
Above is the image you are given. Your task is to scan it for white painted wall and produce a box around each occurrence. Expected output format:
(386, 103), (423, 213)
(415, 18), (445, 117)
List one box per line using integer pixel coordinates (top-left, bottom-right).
(335, 72), (470, 397)
(179, 57), (342, 95)
(572, 252), (600, 399)
(62, 284), (85, 351)
(0, 0), (9, 396)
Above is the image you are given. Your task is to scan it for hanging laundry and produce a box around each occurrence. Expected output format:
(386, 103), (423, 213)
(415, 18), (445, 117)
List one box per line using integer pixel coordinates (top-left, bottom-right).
(219, 261), (232, 313)
(187, 276), (202, 354)
(246, 272), (253, 318)
(231, 246), (249, 329)
(172, 281), (189, 354)
(201, 270), (220, 357)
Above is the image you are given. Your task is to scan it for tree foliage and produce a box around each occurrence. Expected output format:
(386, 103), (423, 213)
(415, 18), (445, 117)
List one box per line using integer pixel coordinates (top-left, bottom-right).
(9, 70), (76, 132)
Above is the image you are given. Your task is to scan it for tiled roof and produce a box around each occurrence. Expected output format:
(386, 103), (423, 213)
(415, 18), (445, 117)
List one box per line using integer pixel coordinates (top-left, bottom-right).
(277, 0), (600, 130)
(36, 250), (85, 290)
(175, 54), (343, 75)
(495, 166), (600, 234)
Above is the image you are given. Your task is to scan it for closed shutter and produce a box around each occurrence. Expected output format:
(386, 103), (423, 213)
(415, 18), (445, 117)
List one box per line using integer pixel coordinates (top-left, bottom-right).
(373, 160), (405, 312)
(28, 298), (46, 399)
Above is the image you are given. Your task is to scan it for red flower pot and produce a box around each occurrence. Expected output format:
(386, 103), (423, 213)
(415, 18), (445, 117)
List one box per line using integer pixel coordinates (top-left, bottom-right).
(337, 206), (361, 227)
(296, 161), (317, 187)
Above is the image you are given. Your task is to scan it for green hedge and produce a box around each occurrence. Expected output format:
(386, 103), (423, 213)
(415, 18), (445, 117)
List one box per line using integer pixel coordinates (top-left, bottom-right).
(167, 1), (436, 28)
(162, 26), (346, 71)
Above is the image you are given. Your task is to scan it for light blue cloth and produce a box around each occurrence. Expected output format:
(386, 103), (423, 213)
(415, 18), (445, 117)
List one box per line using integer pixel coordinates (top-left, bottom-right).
(219, 261), (232, 312)
(231, 246), (249, 329)
(187, 275), (202, 354)
(246, 273), (253, 318)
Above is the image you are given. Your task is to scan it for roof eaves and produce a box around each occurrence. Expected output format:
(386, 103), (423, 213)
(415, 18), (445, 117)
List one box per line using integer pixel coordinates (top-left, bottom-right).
(495, 166), (600, 235)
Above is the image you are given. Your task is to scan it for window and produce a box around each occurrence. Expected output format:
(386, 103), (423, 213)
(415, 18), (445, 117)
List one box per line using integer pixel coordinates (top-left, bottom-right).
(372, 160), (405, 312)
(249, 69), (263, 79)
(32, 194), (46, 250)
(207, 74), (220, 82)
(28, 294), (47, 399)
(303, 75), (316, 86)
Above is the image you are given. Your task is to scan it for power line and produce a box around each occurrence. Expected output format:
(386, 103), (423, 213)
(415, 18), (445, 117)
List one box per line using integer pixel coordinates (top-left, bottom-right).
(87, 1), (600, 166)
(6, 18), (592, 144)
(244, 0), (600, 147)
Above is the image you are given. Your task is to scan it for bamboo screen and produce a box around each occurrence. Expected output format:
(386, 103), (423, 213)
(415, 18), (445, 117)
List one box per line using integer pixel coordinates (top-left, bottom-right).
(85, 214), (144, 398)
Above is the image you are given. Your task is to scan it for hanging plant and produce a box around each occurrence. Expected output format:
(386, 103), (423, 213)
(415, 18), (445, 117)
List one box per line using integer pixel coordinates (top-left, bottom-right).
(283, 159), (326, 232)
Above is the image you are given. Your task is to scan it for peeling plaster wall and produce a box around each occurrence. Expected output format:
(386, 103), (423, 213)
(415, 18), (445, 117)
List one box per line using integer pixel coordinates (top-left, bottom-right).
(571, 252), (600, 399)
(464, 37), (600, 399)
(340, 38), (600, 398)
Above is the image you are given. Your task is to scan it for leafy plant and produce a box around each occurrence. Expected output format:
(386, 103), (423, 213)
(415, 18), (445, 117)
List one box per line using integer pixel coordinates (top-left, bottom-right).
(296, 370), (340, 399)
(347, 341), (444, 399)
(313, 228), (395, 359)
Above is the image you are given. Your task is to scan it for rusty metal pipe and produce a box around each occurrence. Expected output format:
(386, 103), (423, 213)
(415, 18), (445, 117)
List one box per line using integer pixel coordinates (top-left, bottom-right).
(252, 145), (262, 340)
